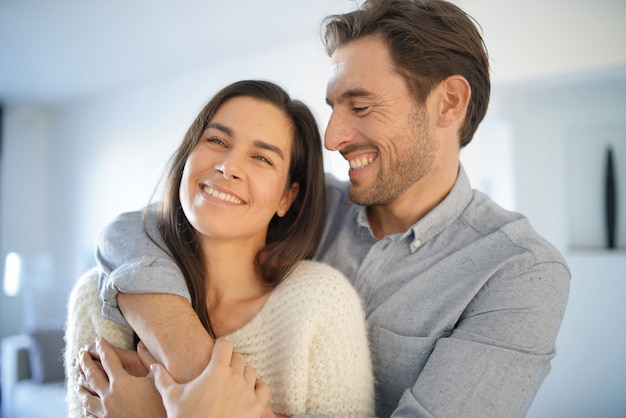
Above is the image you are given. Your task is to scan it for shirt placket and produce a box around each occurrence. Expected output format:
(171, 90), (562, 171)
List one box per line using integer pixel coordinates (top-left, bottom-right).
(355, 236), (397, 315)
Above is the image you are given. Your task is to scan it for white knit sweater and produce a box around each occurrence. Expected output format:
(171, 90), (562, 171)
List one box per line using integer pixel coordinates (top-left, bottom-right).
(64, 261), (374, 417)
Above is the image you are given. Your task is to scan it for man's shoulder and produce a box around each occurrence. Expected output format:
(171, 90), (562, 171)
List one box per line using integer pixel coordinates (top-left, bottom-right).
(464, 190), (567, 268)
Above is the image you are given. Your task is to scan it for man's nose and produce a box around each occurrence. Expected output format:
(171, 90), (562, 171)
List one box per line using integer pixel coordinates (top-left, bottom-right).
(324, 110), (355, 151)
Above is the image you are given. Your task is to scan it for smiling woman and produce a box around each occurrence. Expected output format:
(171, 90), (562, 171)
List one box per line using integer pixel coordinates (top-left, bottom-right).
(65, 80), (374, 418)
(179, 96), (300, 257)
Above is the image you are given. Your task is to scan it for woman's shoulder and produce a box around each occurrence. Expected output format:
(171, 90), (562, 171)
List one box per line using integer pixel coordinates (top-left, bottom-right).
(284, 260), (352, 288)
(277, 260), (363, 311)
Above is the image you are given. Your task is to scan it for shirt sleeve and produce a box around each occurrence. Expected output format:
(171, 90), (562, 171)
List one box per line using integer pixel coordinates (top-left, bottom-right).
(96, 208), (190, 327)
(391, 260), (570, 418)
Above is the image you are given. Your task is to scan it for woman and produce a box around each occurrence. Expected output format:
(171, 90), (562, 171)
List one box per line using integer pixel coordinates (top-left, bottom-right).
(65, 80), (374, 417)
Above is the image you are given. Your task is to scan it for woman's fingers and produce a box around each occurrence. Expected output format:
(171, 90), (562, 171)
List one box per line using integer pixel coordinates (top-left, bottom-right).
(255, 379), (271, 405)
(210, 338), (234, 366)
(243, 366), (257, 386)
(75, 383), (105, 417)
(137, 341), (157, 372)
(230, 352), (246, 374)
(152, 363), (176, 394)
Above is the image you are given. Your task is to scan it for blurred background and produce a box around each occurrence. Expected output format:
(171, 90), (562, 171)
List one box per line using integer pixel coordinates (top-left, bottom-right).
(0, 0), (624, 417)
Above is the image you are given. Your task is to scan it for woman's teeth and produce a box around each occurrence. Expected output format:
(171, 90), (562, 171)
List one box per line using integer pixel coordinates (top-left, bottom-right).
(203, 185), (243, 204)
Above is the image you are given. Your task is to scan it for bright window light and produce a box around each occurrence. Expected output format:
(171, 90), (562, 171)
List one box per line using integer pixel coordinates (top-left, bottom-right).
(3, 252), (22, 297)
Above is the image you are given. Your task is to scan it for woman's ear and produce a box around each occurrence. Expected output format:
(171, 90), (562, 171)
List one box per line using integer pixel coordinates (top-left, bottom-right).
(277, 182), (300, 217)
(437, 75), (471, 129)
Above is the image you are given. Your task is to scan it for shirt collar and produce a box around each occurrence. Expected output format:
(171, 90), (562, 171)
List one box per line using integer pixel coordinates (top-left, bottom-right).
(355, 165), (473, 251)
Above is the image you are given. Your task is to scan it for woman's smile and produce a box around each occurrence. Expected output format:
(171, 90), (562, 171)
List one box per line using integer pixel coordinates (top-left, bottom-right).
(201, 183), (245, 205)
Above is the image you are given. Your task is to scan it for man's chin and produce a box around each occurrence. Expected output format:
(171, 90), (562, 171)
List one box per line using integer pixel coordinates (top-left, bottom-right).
(348, 186), (371, 206)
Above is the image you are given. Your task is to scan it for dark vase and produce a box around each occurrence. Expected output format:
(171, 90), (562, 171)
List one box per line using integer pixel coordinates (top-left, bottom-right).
(605, 146), (617, 249)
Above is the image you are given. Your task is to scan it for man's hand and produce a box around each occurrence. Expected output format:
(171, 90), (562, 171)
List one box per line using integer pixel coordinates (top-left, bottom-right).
(152, 338), (271, 418)
(76, 337), (165, 418)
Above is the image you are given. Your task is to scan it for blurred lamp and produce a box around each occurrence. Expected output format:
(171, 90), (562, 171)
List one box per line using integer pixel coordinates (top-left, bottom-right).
(3, 252), (23, 297)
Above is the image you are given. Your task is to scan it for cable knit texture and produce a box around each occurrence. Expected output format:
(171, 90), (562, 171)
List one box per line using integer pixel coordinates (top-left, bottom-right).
(65, 261), (374, 417)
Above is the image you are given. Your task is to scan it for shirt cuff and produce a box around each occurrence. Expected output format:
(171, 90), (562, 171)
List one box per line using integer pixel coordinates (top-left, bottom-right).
(99, 257), (191, 328)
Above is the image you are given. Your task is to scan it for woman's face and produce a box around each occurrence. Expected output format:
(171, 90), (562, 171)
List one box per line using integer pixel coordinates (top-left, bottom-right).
(180, 96), (299, 248)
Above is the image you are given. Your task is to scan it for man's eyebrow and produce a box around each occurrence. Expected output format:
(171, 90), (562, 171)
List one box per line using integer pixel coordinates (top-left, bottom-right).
(253, 140), (285, 160)
(326, 88), (373, 107)
(206, 122), (233, 136)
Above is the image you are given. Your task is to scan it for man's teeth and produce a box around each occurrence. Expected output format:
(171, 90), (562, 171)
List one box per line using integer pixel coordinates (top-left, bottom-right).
(203, 185), (243, 204)
(349, 157), (374, 170)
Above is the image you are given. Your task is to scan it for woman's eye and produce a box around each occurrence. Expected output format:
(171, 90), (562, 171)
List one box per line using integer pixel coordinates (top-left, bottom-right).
(207, 137), (226, 147)
(255, 155), (273, 165)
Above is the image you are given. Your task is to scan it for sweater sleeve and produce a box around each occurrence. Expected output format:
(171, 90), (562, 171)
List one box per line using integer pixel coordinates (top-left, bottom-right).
(302, 264), (375, 418)
(96, 209), (190, 327)
(64, 268), (135, 418)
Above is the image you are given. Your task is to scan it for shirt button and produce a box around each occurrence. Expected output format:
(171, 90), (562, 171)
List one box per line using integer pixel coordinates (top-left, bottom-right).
(411, 239), (422, 250)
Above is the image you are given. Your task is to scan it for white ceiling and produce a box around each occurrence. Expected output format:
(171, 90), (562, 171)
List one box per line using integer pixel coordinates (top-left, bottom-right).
(1, 0), (625, 106)
(0, 0), (357, 105)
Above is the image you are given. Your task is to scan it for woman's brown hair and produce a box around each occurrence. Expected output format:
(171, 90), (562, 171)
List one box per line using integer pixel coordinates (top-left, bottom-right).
(148, 80), (325, 337)
(322, 0), (490, 147)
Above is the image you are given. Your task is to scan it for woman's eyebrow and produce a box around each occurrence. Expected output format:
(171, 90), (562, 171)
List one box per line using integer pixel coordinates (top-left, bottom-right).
(253, 140), (285, 160)
(206, 122), (233, 136)
(207, 123), (285, 159)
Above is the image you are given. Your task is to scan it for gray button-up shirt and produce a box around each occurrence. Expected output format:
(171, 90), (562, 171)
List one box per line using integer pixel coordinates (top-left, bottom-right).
(98, 167), (570, 418)
(315, 168), (570, 417)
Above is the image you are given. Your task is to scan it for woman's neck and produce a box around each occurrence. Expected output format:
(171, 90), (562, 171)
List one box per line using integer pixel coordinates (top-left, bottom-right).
(200, 239), (272, 336)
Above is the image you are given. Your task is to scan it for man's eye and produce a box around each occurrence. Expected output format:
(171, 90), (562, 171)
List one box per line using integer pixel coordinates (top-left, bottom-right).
(353, 106), (369, 114)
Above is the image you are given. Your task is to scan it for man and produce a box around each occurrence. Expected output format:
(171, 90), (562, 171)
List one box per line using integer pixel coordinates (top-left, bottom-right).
(92, 1), (570, 416)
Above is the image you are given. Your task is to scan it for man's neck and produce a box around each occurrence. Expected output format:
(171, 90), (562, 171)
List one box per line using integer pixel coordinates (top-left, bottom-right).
(367, 163), (459, 239)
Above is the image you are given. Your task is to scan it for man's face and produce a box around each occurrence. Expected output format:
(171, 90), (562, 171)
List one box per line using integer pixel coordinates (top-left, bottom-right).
(325, 35), (438, 207)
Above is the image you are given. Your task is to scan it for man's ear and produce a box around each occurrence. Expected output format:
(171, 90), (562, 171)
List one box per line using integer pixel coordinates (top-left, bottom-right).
(437, 75), (471, 129)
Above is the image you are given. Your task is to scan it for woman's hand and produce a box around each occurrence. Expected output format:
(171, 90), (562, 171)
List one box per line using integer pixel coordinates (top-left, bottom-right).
(152, 338), (271, 418)
(76, 337), (165, 418)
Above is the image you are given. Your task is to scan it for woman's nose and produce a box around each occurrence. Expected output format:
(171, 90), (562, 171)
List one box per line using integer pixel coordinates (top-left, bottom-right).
(215, 152), (243, 179)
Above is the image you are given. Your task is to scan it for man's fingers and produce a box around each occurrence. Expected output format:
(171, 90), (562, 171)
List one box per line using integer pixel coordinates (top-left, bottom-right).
(95, 337), (125, 379)
(79, 348), (109, 397)
(84, 343), (100, 361)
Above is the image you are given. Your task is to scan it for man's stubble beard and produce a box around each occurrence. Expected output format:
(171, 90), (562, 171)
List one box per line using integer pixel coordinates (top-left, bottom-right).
(348, 107), (437, 207)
